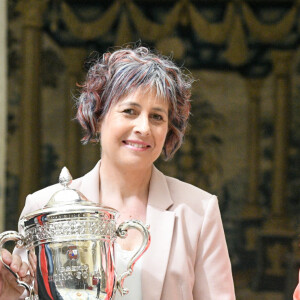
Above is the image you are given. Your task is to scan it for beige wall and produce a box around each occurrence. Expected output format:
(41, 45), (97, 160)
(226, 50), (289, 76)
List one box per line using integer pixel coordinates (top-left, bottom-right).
(0, 0), (7, 231)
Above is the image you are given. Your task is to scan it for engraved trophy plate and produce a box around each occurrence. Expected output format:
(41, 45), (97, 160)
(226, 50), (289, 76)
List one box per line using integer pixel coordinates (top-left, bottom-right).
(0, 167), (151, 300)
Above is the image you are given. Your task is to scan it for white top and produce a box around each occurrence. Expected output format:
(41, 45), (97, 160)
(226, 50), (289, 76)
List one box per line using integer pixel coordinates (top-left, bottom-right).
(114, 243), (143, 300)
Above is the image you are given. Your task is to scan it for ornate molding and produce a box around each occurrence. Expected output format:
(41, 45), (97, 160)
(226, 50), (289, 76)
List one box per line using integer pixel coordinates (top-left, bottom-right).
(62, 1), (121, 40)
(17, 0), (49, 28)
(271, 50), (294, 77)
(47, 0), (299, 68)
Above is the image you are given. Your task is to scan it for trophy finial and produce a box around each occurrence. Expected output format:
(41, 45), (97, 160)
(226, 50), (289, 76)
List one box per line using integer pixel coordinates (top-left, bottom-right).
(59, 167), (73, 188)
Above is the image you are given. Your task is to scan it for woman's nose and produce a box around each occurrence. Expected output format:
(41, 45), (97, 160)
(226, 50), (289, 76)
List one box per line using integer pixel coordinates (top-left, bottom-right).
(134, 115), (150, 135)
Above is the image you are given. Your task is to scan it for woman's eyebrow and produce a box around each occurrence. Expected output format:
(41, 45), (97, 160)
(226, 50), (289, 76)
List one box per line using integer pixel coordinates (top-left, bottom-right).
(119, 101), (140, 108)
(152, 107), (168, 115)
(119, 101), (167, 115)
(119, 101), (141, 108)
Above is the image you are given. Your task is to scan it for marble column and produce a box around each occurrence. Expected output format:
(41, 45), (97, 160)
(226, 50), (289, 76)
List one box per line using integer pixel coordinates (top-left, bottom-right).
(0, 0), (7, 231)
(63, 48), (86, 178)
(264, 50), (293, 232)
(18, 0), (48, 214)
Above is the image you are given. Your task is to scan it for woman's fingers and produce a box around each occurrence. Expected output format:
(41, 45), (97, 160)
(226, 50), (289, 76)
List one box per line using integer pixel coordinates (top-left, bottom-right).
(18, 261), (29, 278)
(10, 254), (22, 274)
(28, 252), (36, 277)
(20, 274), (33, 286)
(0, 251), (32, 300)
(28, 251), (36, 269)
(27, 262), (34, 277)
(0, 249), (12, 265)
(1, 250), (29, 279)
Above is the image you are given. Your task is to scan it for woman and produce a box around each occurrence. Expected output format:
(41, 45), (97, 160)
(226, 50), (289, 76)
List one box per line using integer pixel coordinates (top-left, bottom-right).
(294, 271), (300, 300)
(1, 46), (235, 299)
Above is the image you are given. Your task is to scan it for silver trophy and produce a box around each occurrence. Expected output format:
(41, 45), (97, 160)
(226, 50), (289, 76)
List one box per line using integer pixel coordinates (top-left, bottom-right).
(0, 167), (151, 300)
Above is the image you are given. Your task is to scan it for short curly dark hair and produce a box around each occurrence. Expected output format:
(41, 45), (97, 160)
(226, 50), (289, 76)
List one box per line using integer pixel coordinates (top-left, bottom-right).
(76, 46), (193, 160)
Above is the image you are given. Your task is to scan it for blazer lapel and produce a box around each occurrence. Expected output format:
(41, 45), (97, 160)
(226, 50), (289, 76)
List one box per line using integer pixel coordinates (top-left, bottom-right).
(142, 166), (175, 300)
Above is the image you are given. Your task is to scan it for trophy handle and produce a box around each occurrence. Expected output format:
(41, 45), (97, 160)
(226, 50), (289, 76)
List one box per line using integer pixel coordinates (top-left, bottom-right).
(116, 220), (150, 296)
(0, 231), (35, 299)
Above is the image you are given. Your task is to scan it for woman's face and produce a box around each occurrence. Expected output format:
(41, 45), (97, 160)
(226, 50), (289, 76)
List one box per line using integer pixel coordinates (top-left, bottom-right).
(99, 89), (169, 171)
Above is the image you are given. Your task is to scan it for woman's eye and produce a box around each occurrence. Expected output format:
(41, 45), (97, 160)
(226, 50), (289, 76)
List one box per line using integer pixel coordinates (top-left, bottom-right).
(123, 109), (135, 115)
(151, 114), (163, 121)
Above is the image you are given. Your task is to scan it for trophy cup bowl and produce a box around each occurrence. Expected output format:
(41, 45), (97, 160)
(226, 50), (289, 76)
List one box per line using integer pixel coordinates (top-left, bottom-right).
(0, 167), (151, 300)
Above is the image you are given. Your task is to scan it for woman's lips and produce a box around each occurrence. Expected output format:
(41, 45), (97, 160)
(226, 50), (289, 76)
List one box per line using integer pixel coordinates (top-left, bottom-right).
(123, 140), (151, 151)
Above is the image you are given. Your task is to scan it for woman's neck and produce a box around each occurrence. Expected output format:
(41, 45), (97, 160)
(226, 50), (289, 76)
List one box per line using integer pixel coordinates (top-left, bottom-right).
(99, 159), (152, 208)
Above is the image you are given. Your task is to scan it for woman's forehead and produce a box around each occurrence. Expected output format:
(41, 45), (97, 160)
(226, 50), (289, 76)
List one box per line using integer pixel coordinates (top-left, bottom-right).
(116, 87), (169, 106)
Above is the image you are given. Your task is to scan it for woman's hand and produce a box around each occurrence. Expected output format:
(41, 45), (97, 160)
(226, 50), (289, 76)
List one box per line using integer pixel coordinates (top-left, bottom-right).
(0, 249), (32, 300)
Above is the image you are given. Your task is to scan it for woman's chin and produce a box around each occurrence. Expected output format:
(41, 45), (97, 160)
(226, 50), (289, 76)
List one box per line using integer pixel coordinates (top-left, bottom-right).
(118, 156), (153, 170)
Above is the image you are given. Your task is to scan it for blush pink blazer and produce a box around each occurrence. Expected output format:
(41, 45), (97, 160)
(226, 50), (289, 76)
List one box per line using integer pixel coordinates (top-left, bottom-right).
(294, 271), (300, 300)
(16, 161), (236, 300)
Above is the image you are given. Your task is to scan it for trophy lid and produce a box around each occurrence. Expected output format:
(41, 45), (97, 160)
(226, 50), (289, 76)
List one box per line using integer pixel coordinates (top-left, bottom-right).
(44, 166), (90, 208)
(21, 167), (117, 222)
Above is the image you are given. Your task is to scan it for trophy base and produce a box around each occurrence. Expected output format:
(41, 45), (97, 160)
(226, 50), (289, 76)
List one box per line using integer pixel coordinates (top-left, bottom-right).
(59, 288), (109, 299)
(27, 289), (113, 300)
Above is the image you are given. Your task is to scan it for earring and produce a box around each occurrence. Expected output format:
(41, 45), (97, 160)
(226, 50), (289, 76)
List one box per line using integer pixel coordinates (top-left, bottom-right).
(96, 132), (101, 142)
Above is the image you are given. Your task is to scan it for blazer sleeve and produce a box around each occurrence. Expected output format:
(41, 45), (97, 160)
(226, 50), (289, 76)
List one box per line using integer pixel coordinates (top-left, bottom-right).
(294, 271), (300, 300)
(193, 195), (236, 300)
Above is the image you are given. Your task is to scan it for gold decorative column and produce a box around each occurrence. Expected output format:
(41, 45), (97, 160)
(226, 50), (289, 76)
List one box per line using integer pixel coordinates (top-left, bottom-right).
(264, 50), (293, 232)
(253, 51), (295, 291)
(0, 0), (7, 231)
(18, 0), (48, 214)
(238, 78), (264, 264)
(63, 48), (86, 178)
(243, 78), (263, 220)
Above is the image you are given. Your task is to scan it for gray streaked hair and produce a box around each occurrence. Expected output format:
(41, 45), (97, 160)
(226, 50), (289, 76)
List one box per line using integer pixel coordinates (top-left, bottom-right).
(76, 46), (193, 160)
